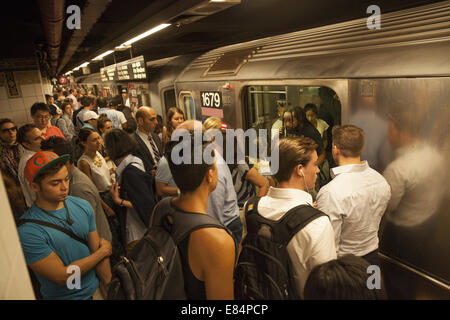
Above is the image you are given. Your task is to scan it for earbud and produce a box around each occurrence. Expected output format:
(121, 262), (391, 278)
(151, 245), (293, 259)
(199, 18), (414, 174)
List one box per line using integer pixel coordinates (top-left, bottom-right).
(301, 168), (305, 177)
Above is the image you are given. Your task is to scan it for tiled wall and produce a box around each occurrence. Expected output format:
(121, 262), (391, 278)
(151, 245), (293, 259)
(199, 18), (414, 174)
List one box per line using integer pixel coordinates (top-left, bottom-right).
(0, 70), (51, 127)
(0, 175), (35, 299)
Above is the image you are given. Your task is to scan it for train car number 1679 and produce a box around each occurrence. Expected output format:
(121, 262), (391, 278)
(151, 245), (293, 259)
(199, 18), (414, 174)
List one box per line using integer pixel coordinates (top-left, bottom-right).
(201, 91), (222, 109)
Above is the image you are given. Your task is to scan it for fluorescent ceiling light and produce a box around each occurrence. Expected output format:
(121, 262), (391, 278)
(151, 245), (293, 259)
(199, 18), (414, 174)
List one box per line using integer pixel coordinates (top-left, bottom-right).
(92, 50), (114, 61)
(72, 62), (89, 71)
(121, 23), (171, 46)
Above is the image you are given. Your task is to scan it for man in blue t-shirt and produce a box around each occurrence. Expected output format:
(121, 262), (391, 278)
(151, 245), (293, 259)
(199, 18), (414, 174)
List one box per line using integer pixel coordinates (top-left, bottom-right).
(17, 151), (112, 300)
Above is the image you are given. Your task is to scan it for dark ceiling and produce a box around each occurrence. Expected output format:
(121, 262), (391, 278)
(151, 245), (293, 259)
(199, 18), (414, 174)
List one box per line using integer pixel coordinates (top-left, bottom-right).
(0, 0), (446, 77)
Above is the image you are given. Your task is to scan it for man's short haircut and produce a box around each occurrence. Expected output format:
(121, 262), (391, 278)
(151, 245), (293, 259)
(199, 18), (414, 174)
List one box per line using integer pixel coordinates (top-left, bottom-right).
(274, 136), (317, 183)
(97, 114), (111, 131)
(304, 103), (318, 115)
(81, 96), (94, 108)
(17, 124), (37, 145)
(304, 255), (387, 300)
(30, 102), (50, 116)
(104, 129), (137, 161)
(41, 137), (74, 164)
(96, 97), (108, 109)
(0, 118), (14, 128)
(166, 134), (214, 193)
(332, 125), (365, 158)
(33, 161), (67, 186)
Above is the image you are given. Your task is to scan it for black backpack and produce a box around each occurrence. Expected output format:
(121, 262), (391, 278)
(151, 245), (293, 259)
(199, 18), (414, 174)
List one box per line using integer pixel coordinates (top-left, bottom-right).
(107, 197), (228, 300)
(234, 196), (327, 300)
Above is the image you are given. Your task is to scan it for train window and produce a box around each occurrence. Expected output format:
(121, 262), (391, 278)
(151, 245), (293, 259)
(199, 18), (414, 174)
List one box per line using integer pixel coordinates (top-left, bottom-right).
(163, 89), (176, 110)
(244, 85), (341, 135)
(179, 91), (195, 120)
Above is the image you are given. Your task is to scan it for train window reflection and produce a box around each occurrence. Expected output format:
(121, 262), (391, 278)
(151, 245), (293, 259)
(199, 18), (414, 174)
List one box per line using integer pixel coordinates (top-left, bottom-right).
(179, 93), (195, 120)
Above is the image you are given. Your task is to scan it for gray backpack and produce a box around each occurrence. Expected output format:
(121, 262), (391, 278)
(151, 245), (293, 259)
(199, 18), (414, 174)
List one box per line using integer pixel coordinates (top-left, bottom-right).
(107, 197), (227, 300)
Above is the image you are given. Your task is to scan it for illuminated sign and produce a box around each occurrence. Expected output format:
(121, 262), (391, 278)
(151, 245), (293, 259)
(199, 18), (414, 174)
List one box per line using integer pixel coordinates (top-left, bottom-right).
(100, 56), (147, 82)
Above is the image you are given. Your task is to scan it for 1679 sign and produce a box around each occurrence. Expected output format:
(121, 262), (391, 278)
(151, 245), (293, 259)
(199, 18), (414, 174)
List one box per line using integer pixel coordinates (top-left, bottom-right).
(201, 91), (222, 109)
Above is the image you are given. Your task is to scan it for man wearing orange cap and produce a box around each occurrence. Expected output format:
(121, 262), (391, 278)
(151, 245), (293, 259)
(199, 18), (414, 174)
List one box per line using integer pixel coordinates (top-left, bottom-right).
(17, 151), (112, 300)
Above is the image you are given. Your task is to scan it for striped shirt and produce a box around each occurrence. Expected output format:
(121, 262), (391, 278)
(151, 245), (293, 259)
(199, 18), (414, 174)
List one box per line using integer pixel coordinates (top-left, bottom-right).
(232, 163), (256, 208)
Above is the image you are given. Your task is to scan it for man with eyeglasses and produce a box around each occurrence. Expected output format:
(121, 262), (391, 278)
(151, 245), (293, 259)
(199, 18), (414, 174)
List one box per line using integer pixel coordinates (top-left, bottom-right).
(17, 124), (44, 207)
(31, 102), (65, 140)
(0, 118), (22, 184)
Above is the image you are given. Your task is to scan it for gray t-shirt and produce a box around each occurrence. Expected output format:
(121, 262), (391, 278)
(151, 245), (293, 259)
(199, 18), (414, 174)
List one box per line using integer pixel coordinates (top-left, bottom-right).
(155, 156), (177, 188)
(69, 167), (112, 242)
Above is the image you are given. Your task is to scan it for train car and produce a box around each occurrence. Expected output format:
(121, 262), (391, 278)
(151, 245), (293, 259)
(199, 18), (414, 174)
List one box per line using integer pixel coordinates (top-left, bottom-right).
(174, 1), (450, 299)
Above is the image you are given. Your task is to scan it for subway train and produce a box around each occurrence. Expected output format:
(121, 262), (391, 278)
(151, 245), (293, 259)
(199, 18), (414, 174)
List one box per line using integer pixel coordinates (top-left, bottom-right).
(75, 1), (450, 299)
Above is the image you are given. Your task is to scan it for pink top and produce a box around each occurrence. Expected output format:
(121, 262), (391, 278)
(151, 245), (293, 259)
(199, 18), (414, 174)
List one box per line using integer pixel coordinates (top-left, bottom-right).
(42, 125), (65, 140)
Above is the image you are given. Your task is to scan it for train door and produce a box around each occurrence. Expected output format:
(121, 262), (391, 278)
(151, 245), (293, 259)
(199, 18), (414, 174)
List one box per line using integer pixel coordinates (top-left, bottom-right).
(179, 91), (196, 120)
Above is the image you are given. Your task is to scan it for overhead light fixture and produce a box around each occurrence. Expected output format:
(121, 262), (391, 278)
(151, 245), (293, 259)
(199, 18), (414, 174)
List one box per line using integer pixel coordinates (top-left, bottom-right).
(118, 23), (171, 47)
(92, 50), (114, 61)
(72, 62), (89, 72)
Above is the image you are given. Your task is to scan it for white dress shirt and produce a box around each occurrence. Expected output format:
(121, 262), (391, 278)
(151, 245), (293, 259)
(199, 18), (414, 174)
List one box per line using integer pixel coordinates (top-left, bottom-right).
(18, 148), (36, 207)
(317, 161), (391, 258)
(258, 187), (336, 298)
(382, 143), (445, 227)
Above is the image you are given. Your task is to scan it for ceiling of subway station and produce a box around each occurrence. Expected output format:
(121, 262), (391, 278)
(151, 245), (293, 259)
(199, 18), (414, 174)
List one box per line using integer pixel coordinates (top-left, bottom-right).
(0, 0), (446, 77)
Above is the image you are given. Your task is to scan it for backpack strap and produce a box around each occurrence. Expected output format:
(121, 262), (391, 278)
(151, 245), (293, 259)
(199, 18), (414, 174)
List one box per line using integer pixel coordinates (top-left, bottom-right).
(275, 205), (327, 246)
(17, 219), (89, 247)
(244, 196), (328, 246)
(152, 197), (231, 245)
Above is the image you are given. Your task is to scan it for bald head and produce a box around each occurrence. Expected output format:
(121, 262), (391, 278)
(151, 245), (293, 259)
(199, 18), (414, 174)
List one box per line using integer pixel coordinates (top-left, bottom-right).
(136, 106), (158, 134)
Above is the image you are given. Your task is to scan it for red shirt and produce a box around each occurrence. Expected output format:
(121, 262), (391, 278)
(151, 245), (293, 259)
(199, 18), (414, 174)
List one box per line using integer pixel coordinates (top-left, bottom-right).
(42, 125), (65, 140)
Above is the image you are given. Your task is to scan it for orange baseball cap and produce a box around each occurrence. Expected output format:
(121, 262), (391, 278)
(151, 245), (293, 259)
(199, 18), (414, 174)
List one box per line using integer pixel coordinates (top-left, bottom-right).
(24, 151), (70, 183)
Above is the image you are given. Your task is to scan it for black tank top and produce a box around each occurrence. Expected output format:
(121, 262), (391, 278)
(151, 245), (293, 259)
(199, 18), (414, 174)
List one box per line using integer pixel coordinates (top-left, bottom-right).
(178, 234), (206, 300)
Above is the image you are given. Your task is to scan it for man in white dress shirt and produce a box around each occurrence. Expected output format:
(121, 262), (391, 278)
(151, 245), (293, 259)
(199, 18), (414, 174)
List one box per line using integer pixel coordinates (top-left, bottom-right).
(257, 136), (336, 298)
(317, 125), (391, 266)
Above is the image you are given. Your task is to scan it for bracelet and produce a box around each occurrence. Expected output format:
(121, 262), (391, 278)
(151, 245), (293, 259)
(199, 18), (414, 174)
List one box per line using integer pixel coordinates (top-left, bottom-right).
(120, 199), (124, 206)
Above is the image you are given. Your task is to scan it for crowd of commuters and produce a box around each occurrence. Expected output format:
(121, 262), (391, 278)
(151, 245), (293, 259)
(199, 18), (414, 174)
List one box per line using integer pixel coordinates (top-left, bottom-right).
(0, 86), (400, 300)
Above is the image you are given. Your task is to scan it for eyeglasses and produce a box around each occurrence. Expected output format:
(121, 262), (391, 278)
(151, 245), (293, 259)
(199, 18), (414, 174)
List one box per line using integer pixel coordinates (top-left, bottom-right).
(35, 116), (50, 120)
(1, 127), (17, 133)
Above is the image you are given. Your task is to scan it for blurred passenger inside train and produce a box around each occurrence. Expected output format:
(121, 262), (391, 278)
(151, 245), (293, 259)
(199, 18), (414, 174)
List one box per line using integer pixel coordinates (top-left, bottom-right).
(56, 101), (76, 141)
(154, 132), (235, 299)
(317, 125), (391, 266)
(304, 255), (387, 300)
(77, 128), (116, 221)
(17, 124), (43, 207)
(17, 151), (112, 300)
(76, 96), (95, 130)
(304, 103), (331, 187)
(155, 114), (163, 137)
(134, 106), (163, 176)
(105, 129), (156, 253)
(271, 100), (288, 141)
(97, 96), (127, 130)
(281, 106), (325, 179)
(252, 136), (336, 298)
(31, 102), (65, 140)
(383, 110), (445, 228)
(318, 87), (341, 168)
